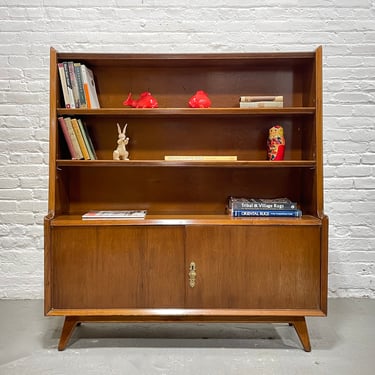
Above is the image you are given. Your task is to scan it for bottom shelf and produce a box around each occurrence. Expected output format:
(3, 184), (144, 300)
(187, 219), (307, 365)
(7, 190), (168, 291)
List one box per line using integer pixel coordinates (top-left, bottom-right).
(49, 214), (322, 226)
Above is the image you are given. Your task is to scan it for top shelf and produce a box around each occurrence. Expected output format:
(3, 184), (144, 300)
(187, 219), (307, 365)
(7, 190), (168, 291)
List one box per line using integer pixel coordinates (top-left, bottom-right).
(56, 51), (317, 68)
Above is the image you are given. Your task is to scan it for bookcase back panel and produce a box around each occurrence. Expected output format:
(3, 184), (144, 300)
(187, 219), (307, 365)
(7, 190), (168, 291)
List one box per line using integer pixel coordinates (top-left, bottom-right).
(63, 115), (315, 162)
(96, 67), (314, 109)
(57, 166), (308, 215)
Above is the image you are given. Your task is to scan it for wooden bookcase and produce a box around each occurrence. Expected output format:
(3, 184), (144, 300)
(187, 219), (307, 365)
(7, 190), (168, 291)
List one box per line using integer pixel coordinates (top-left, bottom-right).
(45, 47), (328, 351)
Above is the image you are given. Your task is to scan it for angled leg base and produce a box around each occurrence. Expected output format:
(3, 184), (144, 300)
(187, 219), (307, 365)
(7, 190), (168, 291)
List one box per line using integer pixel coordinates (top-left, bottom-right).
(291, 317), (311, 352)
(56, 315), (312, 351)
(58, 316), (80, 351)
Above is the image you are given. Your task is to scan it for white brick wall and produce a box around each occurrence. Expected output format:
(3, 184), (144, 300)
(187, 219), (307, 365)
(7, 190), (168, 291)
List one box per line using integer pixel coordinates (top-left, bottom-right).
(0, 0), (374, 299)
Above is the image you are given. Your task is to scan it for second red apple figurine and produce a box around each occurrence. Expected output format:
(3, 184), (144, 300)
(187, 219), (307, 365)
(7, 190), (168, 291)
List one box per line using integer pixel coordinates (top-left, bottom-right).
(188, 90), (212, 108)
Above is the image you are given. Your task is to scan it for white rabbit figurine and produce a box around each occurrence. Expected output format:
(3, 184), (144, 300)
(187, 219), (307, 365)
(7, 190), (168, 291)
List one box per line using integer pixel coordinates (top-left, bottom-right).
(113, 123), (129, 160)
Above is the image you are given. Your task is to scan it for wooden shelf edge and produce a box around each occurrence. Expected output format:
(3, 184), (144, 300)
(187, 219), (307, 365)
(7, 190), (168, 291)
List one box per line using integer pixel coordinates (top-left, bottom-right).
(55, 160), (316, 168)
(47, 308), (326, 318)
(56, 107), (316, 116)
(49, 214), (322, 227)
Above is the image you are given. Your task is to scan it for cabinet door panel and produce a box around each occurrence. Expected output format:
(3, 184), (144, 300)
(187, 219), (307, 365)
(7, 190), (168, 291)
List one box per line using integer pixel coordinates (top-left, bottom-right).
(185, 225), (321, 310)
(52, 226), (185, 309)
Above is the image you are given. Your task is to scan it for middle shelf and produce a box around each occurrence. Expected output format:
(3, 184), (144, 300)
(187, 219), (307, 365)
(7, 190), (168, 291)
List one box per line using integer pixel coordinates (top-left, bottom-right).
(56, 107), (316, 117)
(56, 159), (316, 168)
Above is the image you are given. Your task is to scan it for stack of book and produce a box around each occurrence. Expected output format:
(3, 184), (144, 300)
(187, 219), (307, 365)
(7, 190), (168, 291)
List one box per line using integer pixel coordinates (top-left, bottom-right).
(58, 117), (97, 160)
(227, 197), (302, 217)
(58, 61), (100, 109)
(239, 95), (283, 108)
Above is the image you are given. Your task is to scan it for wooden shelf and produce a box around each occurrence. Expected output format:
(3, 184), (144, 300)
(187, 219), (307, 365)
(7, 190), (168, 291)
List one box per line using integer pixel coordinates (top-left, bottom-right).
(57, 107), (316, 117)
(55, 159), (316, 168)
(50, 214), (322, 227)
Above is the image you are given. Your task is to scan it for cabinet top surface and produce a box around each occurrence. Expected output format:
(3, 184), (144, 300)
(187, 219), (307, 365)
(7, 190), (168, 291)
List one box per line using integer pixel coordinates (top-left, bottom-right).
(52, 47), (321, 67)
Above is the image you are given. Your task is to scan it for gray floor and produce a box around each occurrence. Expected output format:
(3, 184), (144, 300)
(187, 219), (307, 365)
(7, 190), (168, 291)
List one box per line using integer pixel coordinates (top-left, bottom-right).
(0, 299), (374, 374)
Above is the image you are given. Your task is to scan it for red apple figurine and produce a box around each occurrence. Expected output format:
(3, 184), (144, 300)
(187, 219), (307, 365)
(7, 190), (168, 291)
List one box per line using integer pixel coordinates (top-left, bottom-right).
(188, 90), (212, 108)
(123, 92), (159, 108)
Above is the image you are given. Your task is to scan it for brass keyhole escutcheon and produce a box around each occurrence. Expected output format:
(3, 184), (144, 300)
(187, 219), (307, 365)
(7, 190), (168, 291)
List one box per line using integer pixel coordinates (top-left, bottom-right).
(189, 262), (196, 288)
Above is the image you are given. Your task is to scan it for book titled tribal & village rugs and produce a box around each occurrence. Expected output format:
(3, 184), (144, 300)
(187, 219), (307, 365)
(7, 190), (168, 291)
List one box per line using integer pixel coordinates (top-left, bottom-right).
(228, 197), (302, 218)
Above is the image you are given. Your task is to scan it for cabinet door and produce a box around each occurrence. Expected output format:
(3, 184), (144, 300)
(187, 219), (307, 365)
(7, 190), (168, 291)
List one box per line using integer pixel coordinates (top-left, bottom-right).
(52, 226), (185, 309)
(185, 225), (321, 310)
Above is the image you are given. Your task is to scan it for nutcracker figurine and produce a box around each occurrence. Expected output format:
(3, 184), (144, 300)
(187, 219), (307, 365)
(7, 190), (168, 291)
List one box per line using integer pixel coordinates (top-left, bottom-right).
(267, 125), (285, 161)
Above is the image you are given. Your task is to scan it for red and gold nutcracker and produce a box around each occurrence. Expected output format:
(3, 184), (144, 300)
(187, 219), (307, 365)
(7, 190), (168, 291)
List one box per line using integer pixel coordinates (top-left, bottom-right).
(267, 125), (285, 161)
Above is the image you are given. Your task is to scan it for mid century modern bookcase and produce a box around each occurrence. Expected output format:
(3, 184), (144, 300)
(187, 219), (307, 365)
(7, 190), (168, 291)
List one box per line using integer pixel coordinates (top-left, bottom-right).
(45, 46), (328, 351)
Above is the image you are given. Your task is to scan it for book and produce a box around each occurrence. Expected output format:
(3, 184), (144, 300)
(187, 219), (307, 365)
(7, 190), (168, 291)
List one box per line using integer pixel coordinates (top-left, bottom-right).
(71, 118), (90, 160)
(228, 208), (302, 218)
(57, 63), (71, 108)
(63, 117), (84, 159)
(74, 62), (87, 108)
(240, 95), (283, 102)
(81, 64), (100, 109)
(228, 197), (298, 210)
(68, 61), (80, 108)
(240, 101), (283, 108)
(63, 62), (76, 109)
(78, 119), (97, 160)
(82, 210), (147, 220)
(58, 117), (78, 159)
(164, 155), (238, 161)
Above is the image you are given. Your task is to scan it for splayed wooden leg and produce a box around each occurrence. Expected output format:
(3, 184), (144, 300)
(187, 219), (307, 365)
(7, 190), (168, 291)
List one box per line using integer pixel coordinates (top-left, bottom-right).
(58, 316), (80, 351)
(291, 317), (311, 352)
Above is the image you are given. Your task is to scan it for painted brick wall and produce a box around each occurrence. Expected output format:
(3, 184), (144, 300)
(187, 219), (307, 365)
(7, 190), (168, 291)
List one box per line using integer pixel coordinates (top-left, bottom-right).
(0, 0), (374, 298)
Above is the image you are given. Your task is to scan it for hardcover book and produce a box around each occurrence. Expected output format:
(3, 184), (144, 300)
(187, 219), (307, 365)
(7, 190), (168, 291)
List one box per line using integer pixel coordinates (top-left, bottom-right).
(82, 210), (147, 220)
(228, 197), (298, 210)
(228, 208), (302, 218)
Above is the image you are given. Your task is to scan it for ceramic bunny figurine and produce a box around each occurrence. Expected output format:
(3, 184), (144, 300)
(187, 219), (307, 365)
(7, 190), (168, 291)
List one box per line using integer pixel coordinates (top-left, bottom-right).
(113, 123), (129, 160)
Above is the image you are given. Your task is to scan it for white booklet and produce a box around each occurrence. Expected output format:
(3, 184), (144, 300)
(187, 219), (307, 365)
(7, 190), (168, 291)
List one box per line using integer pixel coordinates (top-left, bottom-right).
(82, 210), (147, 220)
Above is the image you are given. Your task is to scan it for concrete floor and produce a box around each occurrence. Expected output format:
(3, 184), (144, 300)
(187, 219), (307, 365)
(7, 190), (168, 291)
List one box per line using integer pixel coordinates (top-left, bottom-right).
(0, 299), (374, 374)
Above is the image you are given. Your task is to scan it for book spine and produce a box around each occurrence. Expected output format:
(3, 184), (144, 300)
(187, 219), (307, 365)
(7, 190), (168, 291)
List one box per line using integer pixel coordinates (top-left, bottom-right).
(83, 122), (98, 160)
(240, 95), (283, 102)
(85, 66), (100, 108)
(64, 117), (84, 159)
(74, 63), (87, 108)
(58, 116), (77, 159)
(57, 63), (70, 108)
(80, 64), (92, 109)
(68, 61), (80, 108)
(78, 118), (96, 160)
(229, 202), (297, 210)
(63, 62), (76, 109)
(164, 155), (237, 161)
(230, 209), (302, 218)
(71, 118), (90, 160)
(240, 101), (283, 108)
